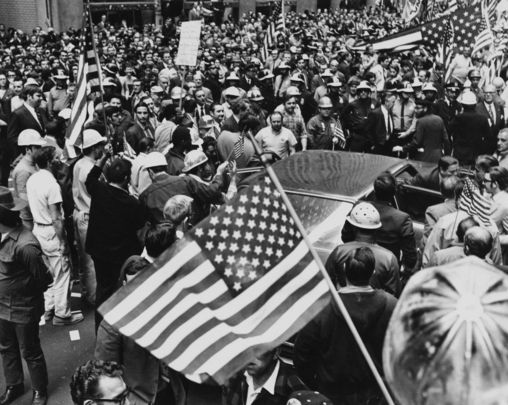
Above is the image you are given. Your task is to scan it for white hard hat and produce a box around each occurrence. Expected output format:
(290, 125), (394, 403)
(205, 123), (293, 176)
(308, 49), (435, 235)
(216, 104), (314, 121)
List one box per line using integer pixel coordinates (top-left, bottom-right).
(182, 150), (208, 173)
(459, 90), (477, 105)
(422, 83), (438, 93)
(143, 152), (167, 169)
(357, 81), (372, 91)
(58, 108), (72, 120)
(82, 129), (107, 149)
(346, 202), (382, 229)
(24, 78), (40, 87)
(224, 86), (241, 97)
(285, 86), (301, 97)
(18, 129), (47, 146)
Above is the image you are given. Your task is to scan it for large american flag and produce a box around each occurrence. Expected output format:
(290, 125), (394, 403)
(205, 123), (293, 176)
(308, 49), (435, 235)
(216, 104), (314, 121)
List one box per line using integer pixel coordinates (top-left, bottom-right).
(372, 4), (482, 52)
(261, 0), (285, 61)
(458, 177), (492, 227)
(100, 174), (331, 384)
(66, 7), (102, 149)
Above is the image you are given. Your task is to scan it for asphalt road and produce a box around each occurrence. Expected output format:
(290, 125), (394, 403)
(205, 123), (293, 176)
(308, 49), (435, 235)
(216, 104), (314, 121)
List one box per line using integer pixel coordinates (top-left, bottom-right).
(0, 288), (95, 405)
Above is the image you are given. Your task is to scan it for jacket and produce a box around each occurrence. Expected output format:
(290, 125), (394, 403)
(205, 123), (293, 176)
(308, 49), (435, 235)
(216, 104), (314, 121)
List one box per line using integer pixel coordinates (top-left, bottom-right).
(450, 111), (490, 165)
(0, 226), (50, 323)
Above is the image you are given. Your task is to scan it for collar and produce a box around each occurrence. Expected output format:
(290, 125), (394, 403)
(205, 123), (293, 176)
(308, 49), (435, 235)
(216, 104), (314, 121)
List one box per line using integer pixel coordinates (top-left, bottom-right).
(338, 285), (374, 293)
(1, 226), (22, 243)
(24, 102), (36, 115)
(244, 359), (280, 396)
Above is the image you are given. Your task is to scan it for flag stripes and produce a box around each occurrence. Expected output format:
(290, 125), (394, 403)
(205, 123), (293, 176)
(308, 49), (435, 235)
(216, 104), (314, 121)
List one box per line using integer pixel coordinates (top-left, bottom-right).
(66, 7), (101, 148)
(261, 0), (285, 61)
(458, 178), (492, 226)
(333, 120), (346, 149)
(101, 174), (331, 384)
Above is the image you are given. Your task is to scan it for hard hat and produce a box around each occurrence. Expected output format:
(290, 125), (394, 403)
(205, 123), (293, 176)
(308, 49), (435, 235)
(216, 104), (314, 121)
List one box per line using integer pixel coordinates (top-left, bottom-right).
(400, 82), (414, 93)
(483, 84), (496, 93)
(287, 390), (332, 405)
(198, 114), (214, 129)
(285, 86), (301, 97)
(318, 96), (333, 108)
(348, 75), (361, 85)
(170, 86), (186, 99)
(459, 90), (477, 105)
(346, 202), (382, 229)
(81, 129), (107, 149)
(24, 78), (40, 87)
(247, 88), (264, 101)
(468, 68), (481, 78)
(182, 150), (208, 173)
(143, 152), (167, 169)
(327, 77), (342, 87)
(18, 129), (47, 146)
(224, 86), (241, 97)
(260, 70), (274, 81)
(225, 72), (240, 81)
(290, 73), (305, 83)
(412, 78), (423, 88)
(58, 108), (72, 120)
(278, 61), (291, 70)
(320, 68), (333, 78)
(150, 85), (164, 94)
(422, 82), (438, 92)
(357, 81), (372, 92)
(493, 77), (505, 89)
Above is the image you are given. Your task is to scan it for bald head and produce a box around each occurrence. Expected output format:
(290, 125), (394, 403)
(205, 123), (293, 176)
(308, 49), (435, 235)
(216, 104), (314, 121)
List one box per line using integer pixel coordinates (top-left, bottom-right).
(464, 226), (493, 259)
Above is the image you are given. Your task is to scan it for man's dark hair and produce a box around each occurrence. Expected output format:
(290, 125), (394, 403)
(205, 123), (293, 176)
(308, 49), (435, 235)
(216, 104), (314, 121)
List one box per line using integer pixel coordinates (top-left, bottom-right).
(33, 146), (56, 169)
(374, 171), (396, 201)
(464, 226), (493, 259)
(161, 103), (176, 121)
(238, 113), (260, 132)
(440, 175), (459, 199)
(0, 206), (21, 228)
(134, 102), (149, 113)
(476, 154), (499, 172)
(437, 156), (458, 173)
(122, 256), (150, 279)
(415, 98), (431, 109)
(145, 222), (177, 258)
(104, 105), (121, 118)
(105, 158), (131, 183)
(489, 166), (508, 191)
(106, 93), (123, 104)
(138, 137), (154, 154)
(172, 126), (191, 147)
(456, 217), (479, 243)
(70, 360), (124, 405)
(345, 247), (375, 286)
(21, 84), (42, 99)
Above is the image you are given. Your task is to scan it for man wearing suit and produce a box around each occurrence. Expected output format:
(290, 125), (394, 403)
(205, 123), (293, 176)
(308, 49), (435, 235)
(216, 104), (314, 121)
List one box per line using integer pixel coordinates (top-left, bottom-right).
(342, 172), (417, 271)
(476, 84), (505, 155)
(239, 63), (260, 92)
(450, 91), (490, 167)
(193, 89), (211, 123)
(409, 155), (459, 191)
(7, 85), (46, 161)
(223, 348), (307, 405)
(367, 91), (396, 156)
(434, 81), (462, 132)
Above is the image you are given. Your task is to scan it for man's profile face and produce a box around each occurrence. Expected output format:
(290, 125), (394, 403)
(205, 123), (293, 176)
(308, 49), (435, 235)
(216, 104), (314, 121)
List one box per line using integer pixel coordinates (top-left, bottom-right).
(245, 350), (276, 378)
(441, 163), (458, 178)
(135, 106), (149, 124)
(498, 132), (508, 154)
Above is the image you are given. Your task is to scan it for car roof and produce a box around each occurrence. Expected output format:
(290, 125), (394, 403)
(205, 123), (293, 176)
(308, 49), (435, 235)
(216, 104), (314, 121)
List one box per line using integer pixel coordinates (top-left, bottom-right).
(271, 150), (409, 200)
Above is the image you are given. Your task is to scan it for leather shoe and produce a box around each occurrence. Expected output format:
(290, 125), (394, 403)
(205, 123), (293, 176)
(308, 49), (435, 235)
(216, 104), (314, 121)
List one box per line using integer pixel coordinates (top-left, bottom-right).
(0, 384), (24, 405)
(32, 390), (47, 405)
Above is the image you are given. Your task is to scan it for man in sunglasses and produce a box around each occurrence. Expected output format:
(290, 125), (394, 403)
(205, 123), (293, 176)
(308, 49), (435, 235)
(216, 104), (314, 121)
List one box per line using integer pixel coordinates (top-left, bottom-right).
(70, 360), (130, 405)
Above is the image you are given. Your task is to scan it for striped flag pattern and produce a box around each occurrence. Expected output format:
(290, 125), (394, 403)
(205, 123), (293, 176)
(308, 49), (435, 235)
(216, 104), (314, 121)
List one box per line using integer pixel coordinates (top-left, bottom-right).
(100, 174), (331, 384)
(458, 178), (492, 227)
(333, 119), (346, 149)
(260, 0), (285, 61)
(472, 0), (499, 55)
(66, 8), (102, 149)
(233, 135), (244, 160)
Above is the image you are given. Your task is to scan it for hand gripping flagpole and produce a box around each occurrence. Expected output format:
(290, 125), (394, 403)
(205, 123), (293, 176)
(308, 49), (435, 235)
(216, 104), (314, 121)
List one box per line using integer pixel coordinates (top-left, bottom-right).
(246, 132), (396, 405)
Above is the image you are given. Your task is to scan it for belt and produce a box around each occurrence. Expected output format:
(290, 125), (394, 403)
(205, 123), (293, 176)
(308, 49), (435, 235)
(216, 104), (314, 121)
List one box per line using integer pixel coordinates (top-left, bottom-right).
(34, 222), (53, 227)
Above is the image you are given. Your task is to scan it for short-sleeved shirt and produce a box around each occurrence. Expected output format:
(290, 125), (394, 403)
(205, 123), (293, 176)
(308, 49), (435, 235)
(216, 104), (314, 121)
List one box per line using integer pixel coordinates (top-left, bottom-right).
(12, 155), (37, 222)
(27, 169), (63, 225)
(254, 126), (297, 159)
(73, 156), (95, 213)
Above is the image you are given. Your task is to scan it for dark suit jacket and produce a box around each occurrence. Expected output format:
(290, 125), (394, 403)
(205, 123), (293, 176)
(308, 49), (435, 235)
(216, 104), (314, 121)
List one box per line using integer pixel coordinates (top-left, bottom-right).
(193, 103), (211, 122)
(450, 111), (490, 165)
(221, 115), (240, 133)
(475, 101), (505, 154)
(7, 104), (46, 142)
(434, 98), (460, 132)
(238, 76), (260, 92)
(224, 361), (307, 405)
(366, 107), (391, 147)
(409, 167), (440, 191)
(403, 114), (451, 163)
(125, 123), (153, 154)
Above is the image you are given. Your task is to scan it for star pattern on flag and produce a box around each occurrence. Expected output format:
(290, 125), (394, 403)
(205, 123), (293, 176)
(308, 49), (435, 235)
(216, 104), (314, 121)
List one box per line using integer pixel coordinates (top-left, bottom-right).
(190, 176), (301, 296)
(420, 5), (481, 52)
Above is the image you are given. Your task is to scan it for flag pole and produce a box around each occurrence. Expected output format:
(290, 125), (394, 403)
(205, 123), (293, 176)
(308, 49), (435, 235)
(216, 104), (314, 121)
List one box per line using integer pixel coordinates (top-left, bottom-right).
(246, 133), (396, 405)
(86, 1), (109, 139)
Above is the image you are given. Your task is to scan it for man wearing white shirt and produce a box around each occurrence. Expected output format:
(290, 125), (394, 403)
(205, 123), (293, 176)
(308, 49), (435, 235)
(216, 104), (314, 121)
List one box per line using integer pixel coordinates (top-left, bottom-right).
(72, 130), (107, 306)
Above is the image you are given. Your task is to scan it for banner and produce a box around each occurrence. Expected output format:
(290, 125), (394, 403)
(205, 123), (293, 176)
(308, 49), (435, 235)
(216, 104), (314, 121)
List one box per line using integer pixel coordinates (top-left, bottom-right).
(175, 20), (201, 67)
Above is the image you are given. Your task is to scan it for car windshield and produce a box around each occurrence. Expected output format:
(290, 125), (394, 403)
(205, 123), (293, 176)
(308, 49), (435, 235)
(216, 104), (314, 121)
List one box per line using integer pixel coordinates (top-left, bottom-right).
(287, 193), (353, 264)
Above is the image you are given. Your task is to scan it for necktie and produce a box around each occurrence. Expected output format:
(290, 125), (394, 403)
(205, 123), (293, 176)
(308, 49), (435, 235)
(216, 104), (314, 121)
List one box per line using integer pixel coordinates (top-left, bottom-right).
(400, 102), (405, 130)
(489, 104), (495, 125)
(36, 109), (45, 134)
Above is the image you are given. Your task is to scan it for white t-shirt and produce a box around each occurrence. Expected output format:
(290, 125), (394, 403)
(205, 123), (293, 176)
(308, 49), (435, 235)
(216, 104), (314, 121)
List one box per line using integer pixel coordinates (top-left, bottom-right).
(27, 169), (63, 225)
(72, 156), (95, 212)
(255, 126), (297, 159)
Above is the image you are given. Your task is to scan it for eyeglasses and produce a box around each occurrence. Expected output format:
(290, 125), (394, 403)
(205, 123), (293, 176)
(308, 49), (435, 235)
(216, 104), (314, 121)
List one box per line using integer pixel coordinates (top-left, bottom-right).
(85, 387), (130, 404)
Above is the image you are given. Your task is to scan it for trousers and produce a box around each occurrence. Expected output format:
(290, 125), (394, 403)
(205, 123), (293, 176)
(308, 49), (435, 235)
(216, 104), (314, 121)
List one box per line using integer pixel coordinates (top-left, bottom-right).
(0, 318), (48, 391)
(73, 210), (96, 306)
(32, 224), (72, 318)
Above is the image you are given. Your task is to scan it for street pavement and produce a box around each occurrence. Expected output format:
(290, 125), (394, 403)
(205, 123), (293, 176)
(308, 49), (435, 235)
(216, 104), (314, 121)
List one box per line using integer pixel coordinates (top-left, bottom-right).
(0, 287), (95, 405)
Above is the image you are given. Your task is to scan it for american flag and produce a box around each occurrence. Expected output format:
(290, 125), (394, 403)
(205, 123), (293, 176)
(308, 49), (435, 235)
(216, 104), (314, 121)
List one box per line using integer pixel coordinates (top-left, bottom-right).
(232, 135), (244, 160)
(333, 119), (346, 150)
(458, 177), (492, 227)
(66, 7), (102, 150)
(372, 5), (482, 52)
(261, 0), (285, 61)
(99, 175), (331, 384)
(472, 0), (499, 55)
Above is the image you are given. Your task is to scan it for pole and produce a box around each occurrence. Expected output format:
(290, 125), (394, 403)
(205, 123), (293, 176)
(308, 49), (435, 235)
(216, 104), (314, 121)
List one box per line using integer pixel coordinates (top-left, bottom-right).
(246, 132), (396, 405)
(86, 1), (109, 138)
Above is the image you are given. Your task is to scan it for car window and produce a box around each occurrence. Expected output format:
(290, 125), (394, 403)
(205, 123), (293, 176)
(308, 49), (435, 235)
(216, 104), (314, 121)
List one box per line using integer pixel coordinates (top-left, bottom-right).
(395, 184), (444, 224)
(286, 193), (354, 264)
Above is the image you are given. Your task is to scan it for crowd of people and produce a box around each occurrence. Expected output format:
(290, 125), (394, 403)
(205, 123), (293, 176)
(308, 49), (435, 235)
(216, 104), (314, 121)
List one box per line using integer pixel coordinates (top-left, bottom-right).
(1, 2), (508, 405)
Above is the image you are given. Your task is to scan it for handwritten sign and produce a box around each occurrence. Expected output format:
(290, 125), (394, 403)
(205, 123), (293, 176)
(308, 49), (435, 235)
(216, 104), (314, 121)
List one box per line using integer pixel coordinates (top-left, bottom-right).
(175, 21), (201, 67)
